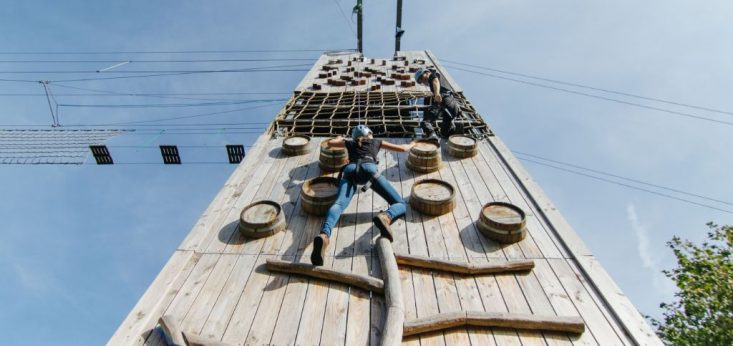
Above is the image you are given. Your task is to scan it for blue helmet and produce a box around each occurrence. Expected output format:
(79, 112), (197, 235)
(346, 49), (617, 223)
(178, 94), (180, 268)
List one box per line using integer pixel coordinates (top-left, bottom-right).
(351, 124), (372, 140)
(414, 67), (428, 82)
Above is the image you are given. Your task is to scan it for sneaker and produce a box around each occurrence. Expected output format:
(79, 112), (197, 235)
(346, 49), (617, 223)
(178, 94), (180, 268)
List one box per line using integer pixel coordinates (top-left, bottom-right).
(373, 212), (394, 242)
(310, 233), (329, 266)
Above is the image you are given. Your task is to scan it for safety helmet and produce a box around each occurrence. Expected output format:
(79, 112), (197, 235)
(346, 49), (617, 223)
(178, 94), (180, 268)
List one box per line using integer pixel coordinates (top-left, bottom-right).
(351, 124), (372, 140)
(414, 67), (428, 83)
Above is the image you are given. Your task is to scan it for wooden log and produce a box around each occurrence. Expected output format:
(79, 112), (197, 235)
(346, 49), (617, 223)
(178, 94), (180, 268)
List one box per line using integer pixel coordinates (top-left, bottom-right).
(265, 258), (384, 294)
(402, 311), (585, 337)
(157, 315), (186, 346)
(182, 330), (233, 346)
(394, 253), (534, 275)
(376, 237), (404, 346)
(466, 311), (585, 334)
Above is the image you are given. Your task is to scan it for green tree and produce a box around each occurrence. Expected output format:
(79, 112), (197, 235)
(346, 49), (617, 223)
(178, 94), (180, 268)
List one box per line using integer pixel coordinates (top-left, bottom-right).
(650, 223), (733, 345)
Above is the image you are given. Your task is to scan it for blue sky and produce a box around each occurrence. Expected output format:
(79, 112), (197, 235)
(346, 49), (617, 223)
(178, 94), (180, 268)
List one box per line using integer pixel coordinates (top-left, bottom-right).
(1, 1), (732, 345)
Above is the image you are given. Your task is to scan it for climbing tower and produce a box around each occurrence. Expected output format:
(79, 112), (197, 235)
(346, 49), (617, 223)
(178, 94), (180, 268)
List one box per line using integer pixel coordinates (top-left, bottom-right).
(109, 51), (661, 345)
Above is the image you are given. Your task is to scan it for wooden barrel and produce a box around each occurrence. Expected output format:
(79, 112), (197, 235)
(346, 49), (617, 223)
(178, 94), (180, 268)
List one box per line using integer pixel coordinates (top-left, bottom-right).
(319, 139), (348, 172)
(410, 179), (455, 216)
(282, 136), (312, 156)
(407, 140), (442, 173)
(301, 176), (339, 216)
(476, 202), (527, 243)
(238, 200), (286, 238)
(447, 135), (478, 158)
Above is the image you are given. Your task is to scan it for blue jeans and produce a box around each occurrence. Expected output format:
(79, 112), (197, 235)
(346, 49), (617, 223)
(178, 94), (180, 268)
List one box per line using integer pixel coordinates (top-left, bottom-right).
(320, 163), (406, 238)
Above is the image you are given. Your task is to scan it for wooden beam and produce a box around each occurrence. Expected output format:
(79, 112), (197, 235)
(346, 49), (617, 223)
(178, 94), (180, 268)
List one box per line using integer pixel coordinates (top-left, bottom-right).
(157, 315), (186, 346)
(265, 258), (384, 294)
(394, 253), (535, 275)
(403, 311), (585, 337)
(376, 237), (404, 346)
(182, 330), (233, 346)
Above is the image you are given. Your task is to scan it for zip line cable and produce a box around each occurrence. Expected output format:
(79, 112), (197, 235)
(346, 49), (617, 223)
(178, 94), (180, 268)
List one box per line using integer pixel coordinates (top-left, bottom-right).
(2, 64), (315, 74)
(56, 99), (286, 109)
(445, 64), (733, 127)
(332, 0), (358, 37)
(513, 150), (732, 206)
(0, 58), (317, 63)
(81, 103), (283, 126)
(444, 59), (733, 117)
(0, 49), (352, 55)
(518, 157), (733, 214)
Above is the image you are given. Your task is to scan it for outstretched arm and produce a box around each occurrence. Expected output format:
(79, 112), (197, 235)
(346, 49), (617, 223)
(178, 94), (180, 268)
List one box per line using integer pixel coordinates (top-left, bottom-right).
(327, 135), (346, 148)
(431, 77), (442, 103)
(382, 140), (416, 153)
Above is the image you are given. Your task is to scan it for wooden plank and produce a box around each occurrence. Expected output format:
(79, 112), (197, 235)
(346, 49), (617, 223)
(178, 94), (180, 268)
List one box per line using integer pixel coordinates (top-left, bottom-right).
(441, 140), (523, 345)
(477, 139), (564, 259)
(487, 136), (590, 256)
(178, 254), (239, 334)
(574, 255), (660, 344)
(108, 250), (200, 345)
(244, 146), (325, 345)
(384, 143), (420, 346)
(219, 256), (271, 344)
(158, 315), (186, 346)
(532, 259), (597, 346)
(396, 140), (447, 346)
(488, 136), (660, 344)
(197, 253), (259, 340)
(266, 147), (324, 345)
(513, 268), (575, 346)
(201, 139), (285, 254)
(178, 134), (272, 251)
(347, 148), (379, 346)
(268, 275), (309, 345)
(293, 155), (346, 346)
(160, 254), (221, 329)
(217, 140), (290, 253)
(548, 259), (625, 344)
(495, 273), (550, 346)
(319, 157), (360, 346)
(436, 149), (498, 346)
(568, 258), (645, 345)
(469, 143), (542, 259)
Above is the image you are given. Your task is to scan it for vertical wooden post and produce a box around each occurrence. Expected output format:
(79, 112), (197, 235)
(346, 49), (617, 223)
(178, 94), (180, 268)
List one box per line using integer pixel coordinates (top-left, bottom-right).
(395, 0), (404, 53)
(356, 0), (363, 53)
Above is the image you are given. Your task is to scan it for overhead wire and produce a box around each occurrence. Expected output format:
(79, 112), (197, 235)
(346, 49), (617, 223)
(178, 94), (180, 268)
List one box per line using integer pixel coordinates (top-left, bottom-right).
(0, 58), (317, 63)
(517, 156), (733, 214)
(443, 59), (733, 117)
(444, 64), (733, 127)
(513, 150), (733, 206)
(0, 48), (351, 55)
(332, 0), (358, 37)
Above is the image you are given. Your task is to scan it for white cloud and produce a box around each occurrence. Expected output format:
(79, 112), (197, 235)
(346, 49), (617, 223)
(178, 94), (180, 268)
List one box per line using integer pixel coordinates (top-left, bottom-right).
(626, 203), (675, 297)
(627, 204), (654, 269)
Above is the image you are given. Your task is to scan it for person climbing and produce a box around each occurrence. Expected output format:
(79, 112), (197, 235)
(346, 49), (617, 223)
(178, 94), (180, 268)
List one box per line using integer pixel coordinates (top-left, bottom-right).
(310, 125), (415, 266)
(414, 66), (462, 139)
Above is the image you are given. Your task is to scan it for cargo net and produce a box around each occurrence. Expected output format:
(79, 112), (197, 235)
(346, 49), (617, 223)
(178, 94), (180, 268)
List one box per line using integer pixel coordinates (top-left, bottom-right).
(0, 129), (128, 164)
(270, 91), (492, 138)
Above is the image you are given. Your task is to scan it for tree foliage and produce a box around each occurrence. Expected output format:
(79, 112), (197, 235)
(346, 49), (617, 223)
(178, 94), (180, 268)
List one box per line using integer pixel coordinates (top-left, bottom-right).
(650, 222), (733, 345)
